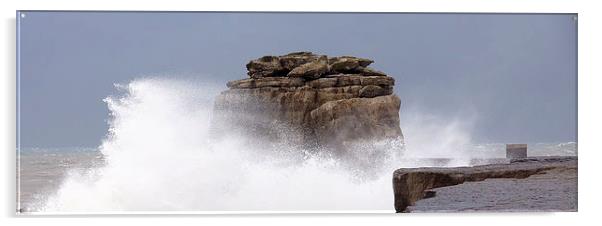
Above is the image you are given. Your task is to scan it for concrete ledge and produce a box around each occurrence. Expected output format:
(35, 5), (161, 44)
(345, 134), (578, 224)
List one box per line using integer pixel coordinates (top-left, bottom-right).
(392, 156), (576, 212)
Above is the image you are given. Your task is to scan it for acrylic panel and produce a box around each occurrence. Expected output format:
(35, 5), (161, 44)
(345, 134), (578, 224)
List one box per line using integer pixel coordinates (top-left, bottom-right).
(16, 11), (577, 214)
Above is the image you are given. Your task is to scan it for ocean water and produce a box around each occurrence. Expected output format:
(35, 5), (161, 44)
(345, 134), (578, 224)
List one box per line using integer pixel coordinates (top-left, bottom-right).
(18, 148), (105, 212)
(17, 78), (577, 213)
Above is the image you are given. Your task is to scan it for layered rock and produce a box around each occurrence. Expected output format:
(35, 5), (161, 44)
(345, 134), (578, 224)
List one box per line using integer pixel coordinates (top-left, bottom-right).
(245, 52), (386, 79)
(310, 95), (401, 149)
(212, 52), (403, 154)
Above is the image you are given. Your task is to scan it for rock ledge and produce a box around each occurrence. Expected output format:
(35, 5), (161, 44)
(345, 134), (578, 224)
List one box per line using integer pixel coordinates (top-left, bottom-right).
(392, 157), (577, 212)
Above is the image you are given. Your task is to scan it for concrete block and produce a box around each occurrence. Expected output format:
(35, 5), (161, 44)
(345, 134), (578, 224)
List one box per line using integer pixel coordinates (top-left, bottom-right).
(506, 144), (527, 159)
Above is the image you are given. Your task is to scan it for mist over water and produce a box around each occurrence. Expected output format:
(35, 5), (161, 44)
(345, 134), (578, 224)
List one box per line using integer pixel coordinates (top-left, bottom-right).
(30, 78), (573, 212)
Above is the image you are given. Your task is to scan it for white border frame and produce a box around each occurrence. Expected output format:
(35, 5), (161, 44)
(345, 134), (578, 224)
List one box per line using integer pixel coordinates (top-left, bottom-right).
(3, 0), (601, 225)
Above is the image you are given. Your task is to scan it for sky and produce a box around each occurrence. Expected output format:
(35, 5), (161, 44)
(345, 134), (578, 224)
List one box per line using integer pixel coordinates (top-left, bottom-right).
(17, 12), (577, 148)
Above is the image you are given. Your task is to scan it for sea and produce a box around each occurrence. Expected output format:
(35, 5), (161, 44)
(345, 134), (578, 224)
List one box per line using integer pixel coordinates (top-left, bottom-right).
(18, 142), (576, 213)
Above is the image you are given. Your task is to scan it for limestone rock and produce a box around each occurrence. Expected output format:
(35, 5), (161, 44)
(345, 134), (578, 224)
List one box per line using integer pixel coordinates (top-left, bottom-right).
(226, 77), (305, 89)
(244, 52), (379, 80)
(246, 56), (286, 78)
(328, 56), (374, 73)
(287, 56), (329, 79)
(213, 76), (399, 151)
(329, 56), (374, 67)
(213, 52), (403, 155)
(358, 67), (387, 76)
(309, 95), (403, 150)
(329, 58), (359, 72)
(279, 52), (322, 70)
(359, 85), (386, 98)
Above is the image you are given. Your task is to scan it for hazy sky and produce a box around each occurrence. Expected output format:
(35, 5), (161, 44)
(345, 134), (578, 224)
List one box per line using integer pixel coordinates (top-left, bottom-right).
(18, 12), (577, 148)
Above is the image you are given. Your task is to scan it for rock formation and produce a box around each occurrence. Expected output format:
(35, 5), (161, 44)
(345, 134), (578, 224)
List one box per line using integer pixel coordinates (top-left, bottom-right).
(211, 52), (403, 154)
(392, 156), (577, 212)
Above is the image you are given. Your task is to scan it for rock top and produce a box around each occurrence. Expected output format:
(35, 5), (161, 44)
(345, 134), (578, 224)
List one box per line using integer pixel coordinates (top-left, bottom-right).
(246, 52), (386, 79)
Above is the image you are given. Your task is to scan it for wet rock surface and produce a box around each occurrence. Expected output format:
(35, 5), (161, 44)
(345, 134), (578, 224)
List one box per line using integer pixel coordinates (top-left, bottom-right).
(212, 52), (403, 154)
(393, 157), (577, 212)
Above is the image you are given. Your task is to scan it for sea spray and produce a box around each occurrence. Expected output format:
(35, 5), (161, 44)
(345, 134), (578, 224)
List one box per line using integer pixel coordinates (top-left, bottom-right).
(399, 108), (478, 166)
(36, 77), (481, 212)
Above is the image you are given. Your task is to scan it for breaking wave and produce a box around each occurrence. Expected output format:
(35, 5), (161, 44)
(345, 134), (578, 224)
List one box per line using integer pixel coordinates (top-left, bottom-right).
(32, 77), (529, 212)
(35, 78), (407, 212)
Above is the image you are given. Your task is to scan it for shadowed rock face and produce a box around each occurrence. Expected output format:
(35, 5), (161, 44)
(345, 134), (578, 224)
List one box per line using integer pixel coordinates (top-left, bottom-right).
(392, 157), (577, 212)
(310, 95), (402, 150)
(212, 52), (403, 154)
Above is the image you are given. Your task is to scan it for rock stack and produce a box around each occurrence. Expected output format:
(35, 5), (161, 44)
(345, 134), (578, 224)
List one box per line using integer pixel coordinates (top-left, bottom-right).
(211, 52), (403, 154)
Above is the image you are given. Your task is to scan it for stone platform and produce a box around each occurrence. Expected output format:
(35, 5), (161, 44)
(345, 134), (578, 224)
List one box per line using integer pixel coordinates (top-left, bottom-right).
(393, 156), (577, 212)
